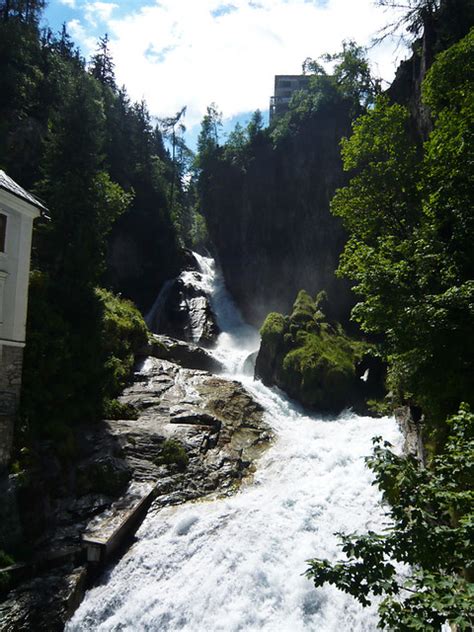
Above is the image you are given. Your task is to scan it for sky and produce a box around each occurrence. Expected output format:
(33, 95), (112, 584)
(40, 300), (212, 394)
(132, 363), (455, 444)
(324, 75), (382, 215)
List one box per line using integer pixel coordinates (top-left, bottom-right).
(42, 0), (410, 149)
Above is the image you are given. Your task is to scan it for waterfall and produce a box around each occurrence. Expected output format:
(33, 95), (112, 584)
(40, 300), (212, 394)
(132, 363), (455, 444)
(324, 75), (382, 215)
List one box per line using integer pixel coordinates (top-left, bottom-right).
(192, 252), (260, 374)
(67, 254), (401, 632)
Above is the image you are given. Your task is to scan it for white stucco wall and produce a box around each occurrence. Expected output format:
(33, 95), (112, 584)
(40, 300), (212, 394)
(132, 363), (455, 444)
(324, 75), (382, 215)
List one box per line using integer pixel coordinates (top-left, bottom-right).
(0, 190), (39, 346)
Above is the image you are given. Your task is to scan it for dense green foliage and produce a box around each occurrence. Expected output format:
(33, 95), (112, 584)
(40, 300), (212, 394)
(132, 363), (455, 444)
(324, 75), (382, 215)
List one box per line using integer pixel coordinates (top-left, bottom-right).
(308, 21), (474, 630)
(307, 404), (474, 630)
(0, 5), (188, 449)
(257, 291), (376, 412)
(21, 279), (147, 439)
(96, 288), (148, 409)
(332, 28), (474, 437)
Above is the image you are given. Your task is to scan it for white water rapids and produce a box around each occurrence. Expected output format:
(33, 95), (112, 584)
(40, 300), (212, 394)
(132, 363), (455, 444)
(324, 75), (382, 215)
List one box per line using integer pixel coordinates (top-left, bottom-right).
(68, 254), (401, 632)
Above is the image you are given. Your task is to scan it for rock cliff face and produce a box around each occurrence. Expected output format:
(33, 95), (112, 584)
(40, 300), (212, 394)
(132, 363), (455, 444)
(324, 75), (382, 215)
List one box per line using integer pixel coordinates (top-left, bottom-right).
(146, 253), (219, 347)
(202, 102), (354, 328)
(387, 0), (474, 141)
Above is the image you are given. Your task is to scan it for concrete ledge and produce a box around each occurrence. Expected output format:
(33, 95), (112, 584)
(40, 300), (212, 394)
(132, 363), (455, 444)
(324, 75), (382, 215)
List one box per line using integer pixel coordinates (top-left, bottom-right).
(82, 484), (156, 564)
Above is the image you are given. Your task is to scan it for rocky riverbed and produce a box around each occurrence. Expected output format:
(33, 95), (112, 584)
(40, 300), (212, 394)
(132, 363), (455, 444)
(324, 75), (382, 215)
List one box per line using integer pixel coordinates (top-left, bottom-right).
(0, 338), (271, 632)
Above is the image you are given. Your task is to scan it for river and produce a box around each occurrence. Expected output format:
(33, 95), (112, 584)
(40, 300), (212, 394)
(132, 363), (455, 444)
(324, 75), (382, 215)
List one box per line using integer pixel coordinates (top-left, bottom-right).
(67, 253), (401, 631)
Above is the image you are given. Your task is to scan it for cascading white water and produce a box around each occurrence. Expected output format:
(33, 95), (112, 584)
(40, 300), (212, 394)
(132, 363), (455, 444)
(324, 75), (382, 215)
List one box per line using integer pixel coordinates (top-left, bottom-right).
(68, 254), (401, 632)
(192, 253), (260, 374)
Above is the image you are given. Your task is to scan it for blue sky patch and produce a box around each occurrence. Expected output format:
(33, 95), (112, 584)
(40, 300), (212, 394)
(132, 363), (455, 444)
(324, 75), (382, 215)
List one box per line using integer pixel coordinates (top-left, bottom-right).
(145, 44), (177, 64)
(211, 4), (238, 18)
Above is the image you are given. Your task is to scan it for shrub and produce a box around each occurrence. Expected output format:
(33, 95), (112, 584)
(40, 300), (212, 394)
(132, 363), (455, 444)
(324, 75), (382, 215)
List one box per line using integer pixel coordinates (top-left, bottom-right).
(96, 287), (149, 402)
(155, 439), (189, 472)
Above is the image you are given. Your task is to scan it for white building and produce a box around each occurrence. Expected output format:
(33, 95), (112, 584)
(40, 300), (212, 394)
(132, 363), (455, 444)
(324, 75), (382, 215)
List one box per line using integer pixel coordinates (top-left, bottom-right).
(0, 170), (46, 469)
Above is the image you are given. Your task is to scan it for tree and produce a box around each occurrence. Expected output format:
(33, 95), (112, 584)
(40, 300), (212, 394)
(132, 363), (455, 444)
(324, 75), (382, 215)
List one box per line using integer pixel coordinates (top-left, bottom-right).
(223, 122), (247, 167)
(271, 41), (379, 140)
(90, 33), (116, 90)
(1, 0), (46, 24)
(321, 40), (380, 109)
(22, 72), (131, 430)
(374, 0), (440, 42)
(196, 102), (222, 166)
(331, 28), (474, 432)
(159, 106), (187, 209)
(246, 109), (264, 142)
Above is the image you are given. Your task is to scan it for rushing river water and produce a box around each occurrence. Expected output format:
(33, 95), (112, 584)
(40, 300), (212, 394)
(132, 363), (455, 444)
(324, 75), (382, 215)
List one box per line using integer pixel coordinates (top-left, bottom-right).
(67, 254), (401, 632)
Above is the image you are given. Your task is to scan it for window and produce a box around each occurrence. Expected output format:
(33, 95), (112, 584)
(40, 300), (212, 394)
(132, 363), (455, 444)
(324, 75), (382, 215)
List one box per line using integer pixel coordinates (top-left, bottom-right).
(0, 214), (6, 253)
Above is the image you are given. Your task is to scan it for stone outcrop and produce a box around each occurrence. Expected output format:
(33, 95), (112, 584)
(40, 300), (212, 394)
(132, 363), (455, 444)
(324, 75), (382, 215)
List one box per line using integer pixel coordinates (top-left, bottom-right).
(146, 254), (219, 347)
(0, 353), (271, 631)
(110, 357), (271, 500)
(395, 405), (426, 463)
(142, 334), (223, 374)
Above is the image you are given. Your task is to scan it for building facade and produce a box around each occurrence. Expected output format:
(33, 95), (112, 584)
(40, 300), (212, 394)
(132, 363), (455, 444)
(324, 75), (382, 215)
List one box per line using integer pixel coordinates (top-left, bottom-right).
(269, 75), (310, 122)
(0, 171), (45, 469)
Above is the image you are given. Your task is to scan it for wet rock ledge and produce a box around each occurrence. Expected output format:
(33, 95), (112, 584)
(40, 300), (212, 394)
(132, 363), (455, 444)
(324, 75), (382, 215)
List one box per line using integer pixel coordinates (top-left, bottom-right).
(0, 345), (271, 631)
(116, 355), (272, 501)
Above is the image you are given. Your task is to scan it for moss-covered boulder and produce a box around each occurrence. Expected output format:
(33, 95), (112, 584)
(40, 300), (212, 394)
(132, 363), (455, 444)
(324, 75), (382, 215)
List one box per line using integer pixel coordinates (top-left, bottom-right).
(255, 290), (384, 413)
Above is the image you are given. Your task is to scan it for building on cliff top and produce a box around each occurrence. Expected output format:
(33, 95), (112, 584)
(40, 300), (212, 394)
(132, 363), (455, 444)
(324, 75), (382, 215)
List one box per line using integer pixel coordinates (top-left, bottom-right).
(269, 75), (310, 122)
(0, 170), (46, 469)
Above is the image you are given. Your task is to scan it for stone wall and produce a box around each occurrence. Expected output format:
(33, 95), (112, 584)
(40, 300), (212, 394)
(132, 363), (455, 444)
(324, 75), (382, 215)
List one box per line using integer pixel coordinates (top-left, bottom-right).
(0, 343), (23, 469)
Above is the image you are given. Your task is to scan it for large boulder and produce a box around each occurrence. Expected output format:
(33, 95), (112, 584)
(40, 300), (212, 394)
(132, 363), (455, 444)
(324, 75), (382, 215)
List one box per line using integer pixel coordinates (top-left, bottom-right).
(142, 334), (223, 374)
(146, 253), (219, 347)
(255, 290), (385, 414)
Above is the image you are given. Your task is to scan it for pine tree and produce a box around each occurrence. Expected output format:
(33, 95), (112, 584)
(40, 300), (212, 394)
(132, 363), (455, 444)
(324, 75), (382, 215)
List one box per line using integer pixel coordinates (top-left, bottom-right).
(90, 33), (116, 90)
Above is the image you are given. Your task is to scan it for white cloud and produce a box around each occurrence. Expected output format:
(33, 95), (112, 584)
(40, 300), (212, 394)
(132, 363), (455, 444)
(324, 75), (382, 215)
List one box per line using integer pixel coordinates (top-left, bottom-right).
(85, 1), (118, 27)
(59, 0), (76, 7)
(72, 0), (410, 129)
(67, 18), (97, 52)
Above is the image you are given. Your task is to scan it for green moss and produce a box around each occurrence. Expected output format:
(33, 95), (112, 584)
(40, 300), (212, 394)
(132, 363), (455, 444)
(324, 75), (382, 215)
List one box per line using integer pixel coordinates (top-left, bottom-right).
(155, 439), (189, 472)
(282, 327), (365, 409)
(290, 290), (316, 324)
(288, 290), (328, 333)
(258, 289), (374, 412)
(260, 312), (286, 342)
(103, 399), (138, 420)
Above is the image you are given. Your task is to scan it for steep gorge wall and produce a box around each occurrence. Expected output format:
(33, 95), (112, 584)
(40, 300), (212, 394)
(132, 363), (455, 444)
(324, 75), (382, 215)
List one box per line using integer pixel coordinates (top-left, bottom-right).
(202, 2), (474, 331)
(202, 102), (354, 328)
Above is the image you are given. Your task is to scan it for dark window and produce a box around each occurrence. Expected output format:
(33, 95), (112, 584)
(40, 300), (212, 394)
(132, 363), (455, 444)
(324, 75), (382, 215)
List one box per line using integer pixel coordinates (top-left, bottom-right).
(279, 80), (292, 88)
(0, 214), (6, 252)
